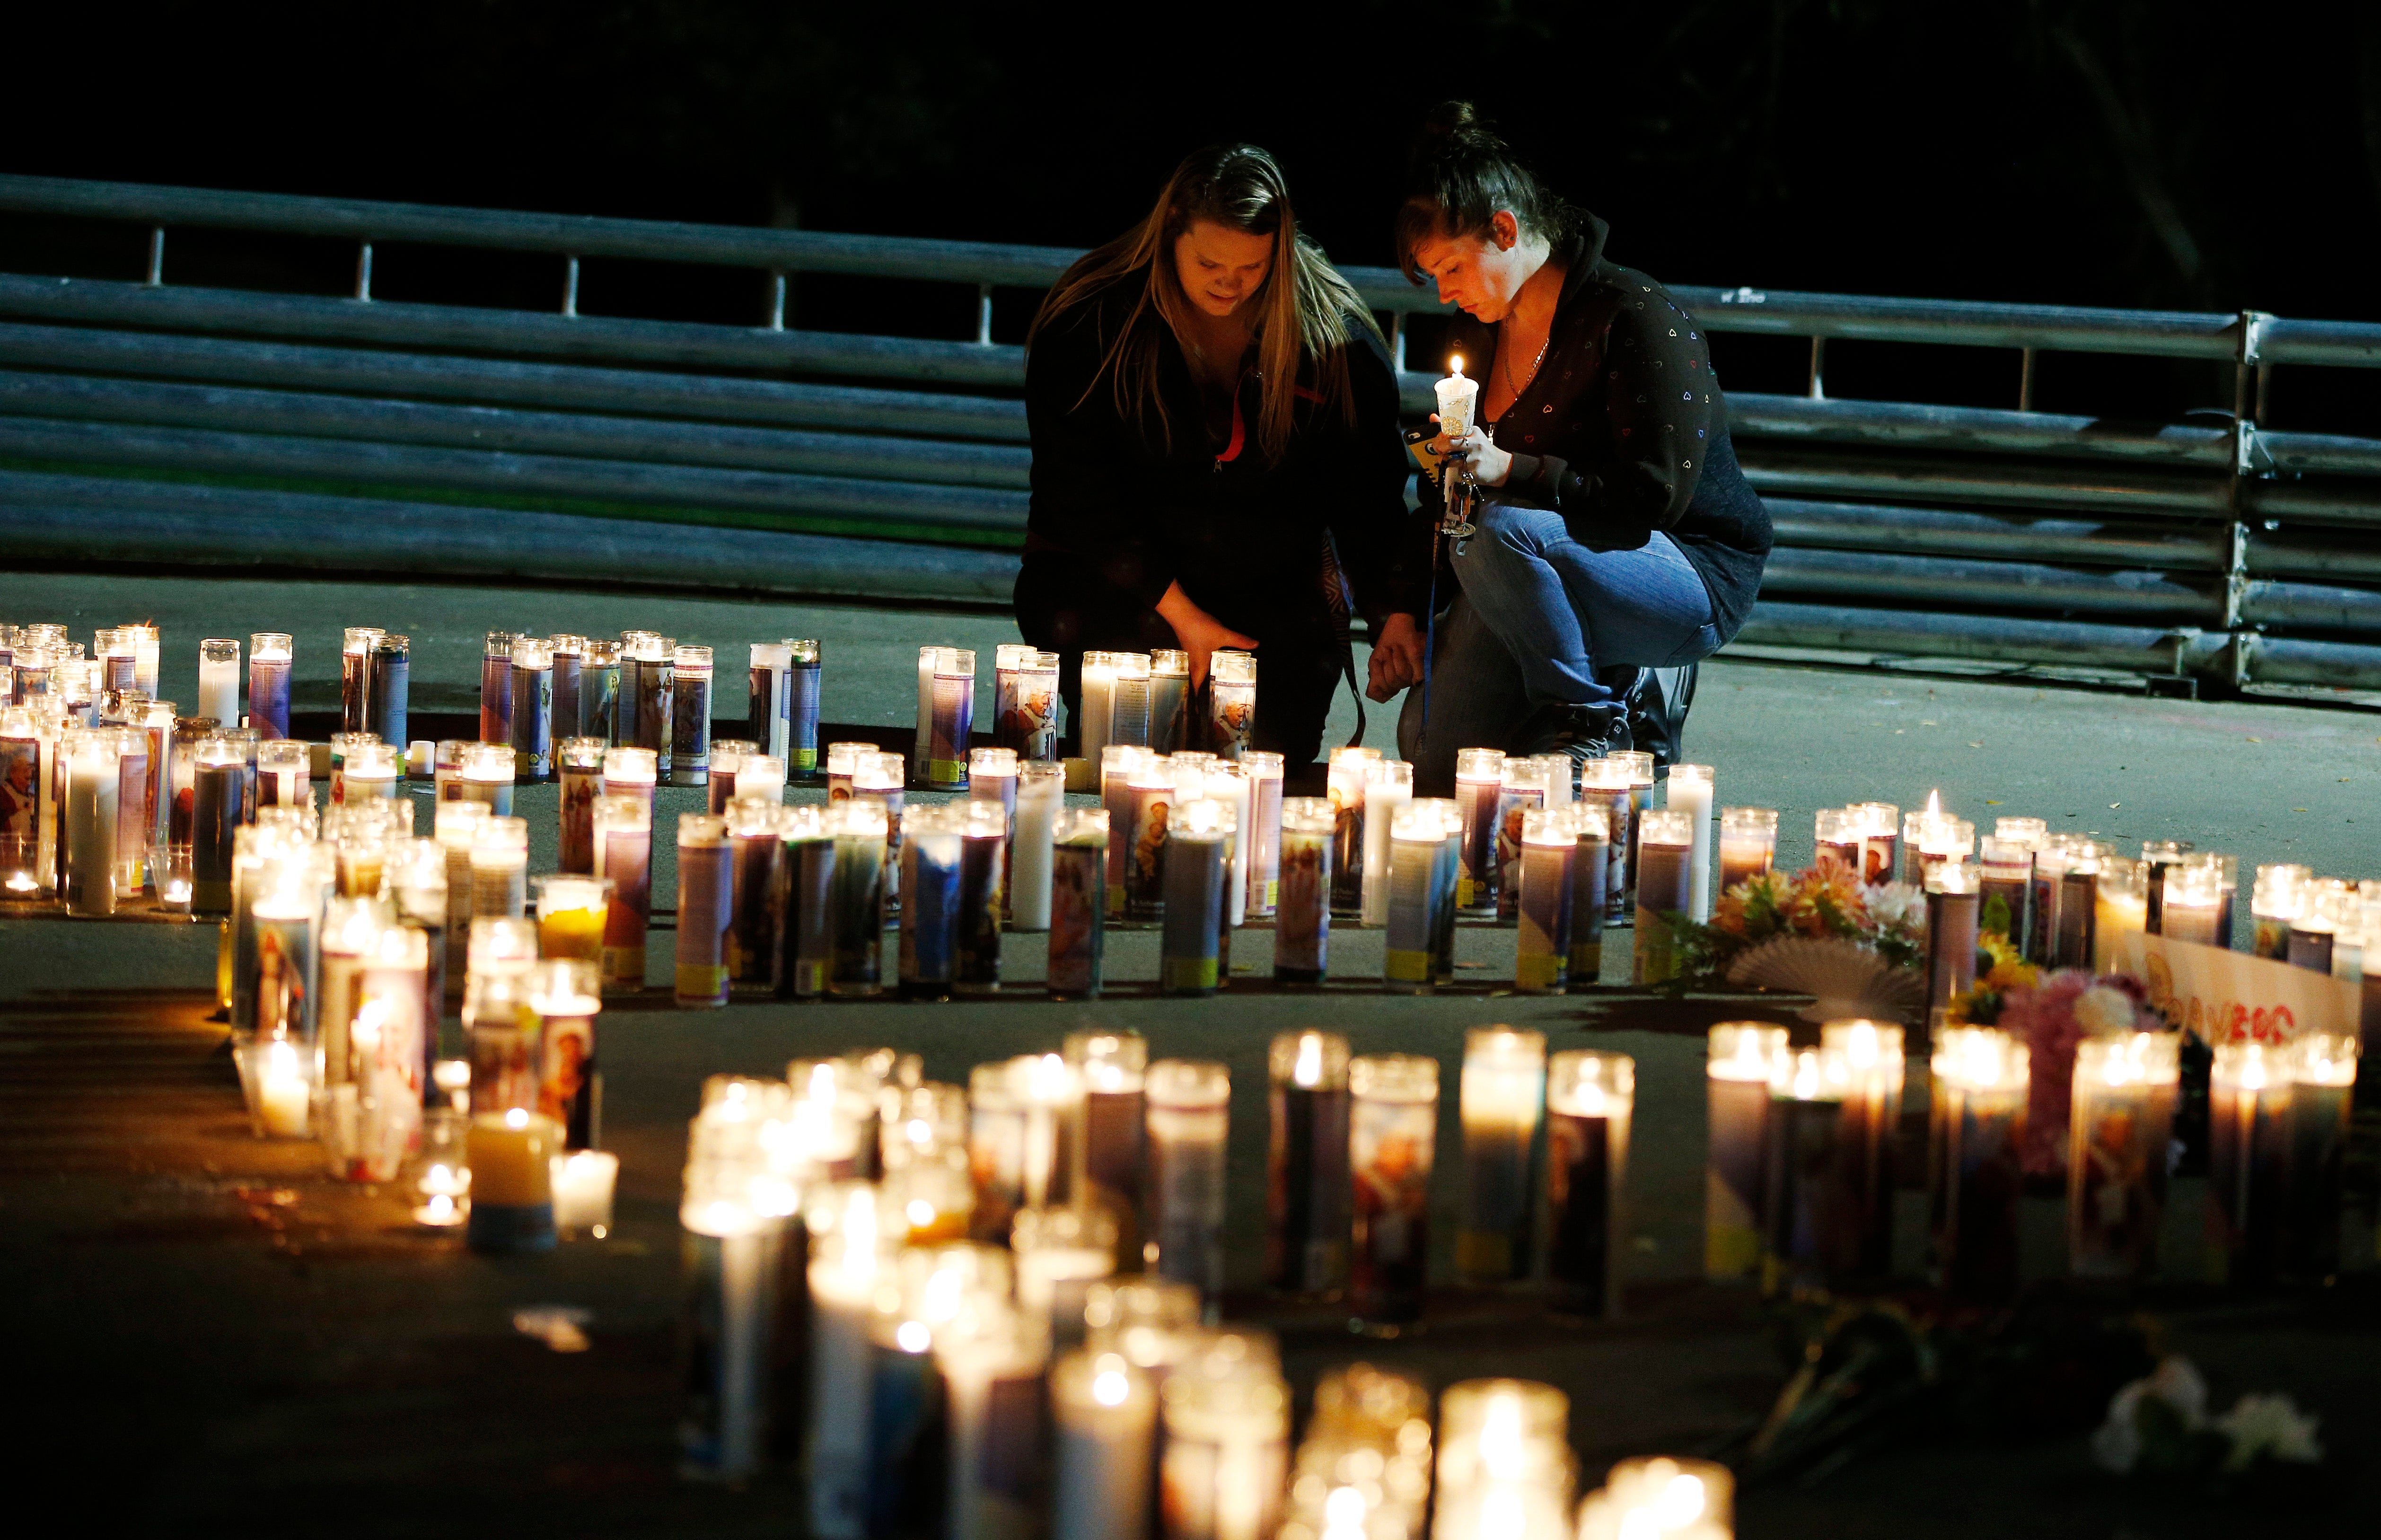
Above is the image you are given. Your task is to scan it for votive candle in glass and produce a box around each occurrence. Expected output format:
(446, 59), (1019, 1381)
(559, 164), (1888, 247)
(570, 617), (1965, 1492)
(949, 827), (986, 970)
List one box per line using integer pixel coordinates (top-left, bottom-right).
(1667, 763), (1715, 923)
(1077, 650), (1120, 766)
(1490, 757), (1549, 925)
(1976, 835), (2032, 947)
(784, 638), (823, 775)
(256, 737), (308, 811)
(724, 799), (782, 993)
(665, 643), (712, 788)
(1546, 1049), (1634, 1320)
(1452, 747), (1507, 914)
(246, 632), (292, 739)
(1705, 1023), (1787, 1280)
(2208, 1041), (2291, 1287)
(1850, 800), (1899, 886)
(1359, 758), (1415, 927)
(2093, 855), (2148, 974)
(547, 737), (603, 874)
(1145, 1058), (1230, 1302)
(1633, 808), (1694, 985)
(590, 792), (651, 992)
(505, 635), (554, 781)
(576, 637), (619, 748)
(704, 739), (752, 817)
(1458, 1027), (1546, 1285)
(477, 628), (519, 747)
(2066, 1032), (2179, 1280)
(1266, 1030), (1350, 1296)
(1123, 754), (1176, 924)
(827, 797), (888, 998)
(1048, 807), (1107, 999)
(1765, 1049), (1849, 1297)
(926, 647), (977, 790)
(457, 740), (515, 817)
(1098, 744), (1144, 920)
(432, 801), (489, 995)
(2188, 851), (2240, 950)
(746, 641), (791, 762)
(2160, 859), (2224, 949)
(1207, 648), (1256, 759)
(62, 727), (123, 916)
(1004, 646), (1060, 763)
(2287, 877), (2353, 976)
(1349, 1052), (1438, 1332)
(190, 732), (248, 914)
(125, 621), (159, 700)
(854, 750), (906, 918)
(1931, 1027), (2029, 1302)
(2138, 839), (2193, 935)
(343, 741), (400, 802)
(1567, 802), (1612, 985)
(1515, 806), (1577, 994)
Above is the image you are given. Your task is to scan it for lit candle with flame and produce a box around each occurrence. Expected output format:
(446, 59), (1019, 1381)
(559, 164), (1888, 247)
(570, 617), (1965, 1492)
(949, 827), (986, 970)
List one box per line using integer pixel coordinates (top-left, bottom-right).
(1436, 355), (1480, 439)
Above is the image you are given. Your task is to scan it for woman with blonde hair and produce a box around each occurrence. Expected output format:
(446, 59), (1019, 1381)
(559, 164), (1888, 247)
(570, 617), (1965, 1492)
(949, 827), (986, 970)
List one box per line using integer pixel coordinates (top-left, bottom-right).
(1018, 143), (1426, 775)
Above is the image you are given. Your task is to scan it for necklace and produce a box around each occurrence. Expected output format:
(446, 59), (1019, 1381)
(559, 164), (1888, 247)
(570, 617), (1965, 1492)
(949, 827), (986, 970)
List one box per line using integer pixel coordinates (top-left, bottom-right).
(1496, 317), (1551, 414)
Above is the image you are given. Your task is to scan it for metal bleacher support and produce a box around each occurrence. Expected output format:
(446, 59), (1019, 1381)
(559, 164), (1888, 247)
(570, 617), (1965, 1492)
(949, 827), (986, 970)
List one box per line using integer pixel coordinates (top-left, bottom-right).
(5, 174), (2381, 689)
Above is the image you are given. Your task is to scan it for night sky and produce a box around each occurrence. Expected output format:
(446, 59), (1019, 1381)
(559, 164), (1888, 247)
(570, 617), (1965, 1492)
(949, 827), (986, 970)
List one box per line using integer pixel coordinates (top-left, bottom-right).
(7, 1), (2378, 425)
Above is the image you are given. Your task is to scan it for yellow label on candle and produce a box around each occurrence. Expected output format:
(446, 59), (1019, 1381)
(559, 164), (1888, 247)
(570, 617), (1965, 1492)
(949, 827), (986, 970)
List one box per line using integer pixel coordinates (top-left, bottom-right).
(1455, 1231), (1514, 1280)
(795, 960), (825, 994)
(1384, 948), (1432, 984)
(1263, 878), (1278, 908)
(930, 759), (964, 785)
(603, 945), (645, 983)
(1569, 937), (1603, 979)
(677, 963), (728, 999)
(1160, 956), (1218, 992)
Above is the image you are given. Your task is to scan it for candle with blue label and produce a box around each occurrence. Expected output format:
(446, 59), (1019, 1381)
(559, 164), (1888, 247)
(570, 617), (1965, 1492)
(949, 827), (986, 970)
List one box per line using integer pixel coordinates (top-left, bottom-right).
(1159, 798), (1230, 997)
(1515, 806), (1577, 994)
(479, 630), (517, 747)
(1048, 808), (1106, 999)
(1546, 1049), (1633, 1320)
(246, 632), (292, 740)
(929, 647), (976, 791)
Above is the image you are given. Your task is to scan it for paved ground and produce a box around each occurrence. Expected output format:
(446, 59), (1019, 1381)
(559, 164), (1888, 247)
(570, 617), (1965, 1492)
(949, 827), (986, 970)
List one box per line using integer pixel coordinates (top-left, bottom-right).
(6, 571), (2376, 1534)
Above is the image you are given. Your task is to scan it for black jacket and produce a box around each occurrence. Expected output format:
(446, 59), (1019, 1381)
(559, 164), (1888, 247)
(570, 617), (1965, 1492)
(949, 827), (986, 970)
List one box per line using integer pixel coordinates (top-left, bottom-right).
(1023, 276), (1427, 645)
(1438, 217), (1772, 640)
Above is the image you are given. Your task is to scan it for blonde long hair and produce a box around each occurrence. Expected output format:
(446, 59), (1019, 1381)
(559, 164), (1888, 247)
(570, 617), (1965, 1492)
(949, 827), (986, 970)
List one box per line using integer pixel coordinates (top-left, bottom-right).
(1030, 144), (1379, 464)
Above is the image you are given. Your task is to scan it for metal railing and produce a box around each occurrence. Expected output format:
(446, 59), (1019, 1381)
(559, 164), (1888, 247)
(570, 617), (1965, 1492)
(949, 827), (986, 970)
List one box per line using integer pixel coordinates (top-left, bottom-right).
(4, 173), (2381, 691)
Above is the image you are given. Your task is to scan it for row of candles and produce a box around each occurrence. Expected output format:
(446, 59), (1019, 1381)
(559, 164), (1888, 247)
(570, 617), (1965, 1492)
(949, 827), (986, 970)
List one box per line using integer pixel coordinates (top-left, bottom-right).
(673, 1029), (1706, 1540)
(193, 784), (626, 1250)
(1703, 1020), (2361, 1296)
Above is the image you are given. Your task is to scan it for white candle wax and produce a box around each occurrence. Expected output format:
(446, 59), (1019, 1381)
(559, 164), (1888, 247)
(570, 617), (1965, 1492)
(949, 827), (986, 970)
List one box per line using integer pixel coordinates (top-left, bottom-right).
(259, 1038), (310, 1136)
(1668, 764), (1715, 923)
(808, 1196), (884, 1540)
(1359, 762), (1413, 928)
(197, 640), (240, 728)
(1051, 1350), (1155, 1540)
(1011, 764), (1061, 931)
(1435, 358), (1481, 439)
(63, 736), (120, 917)
(914, 646), (939, 784)
(1078, 654), (1117, 766)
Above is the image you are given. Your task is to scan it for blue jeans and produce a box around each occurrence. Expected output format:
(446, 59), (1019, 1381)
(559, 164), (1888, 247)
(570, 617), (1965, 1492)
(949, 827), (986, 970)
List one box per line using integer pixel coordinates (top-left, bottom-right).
(1398, 501), (1718, 787)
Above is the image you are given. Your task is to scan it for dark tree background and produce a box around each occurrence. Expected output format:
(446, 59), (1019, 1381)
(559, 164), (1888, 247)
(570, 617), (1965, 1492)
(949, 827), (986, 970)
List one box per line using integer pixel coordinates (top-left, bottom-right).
(8, 0), (2381, 423)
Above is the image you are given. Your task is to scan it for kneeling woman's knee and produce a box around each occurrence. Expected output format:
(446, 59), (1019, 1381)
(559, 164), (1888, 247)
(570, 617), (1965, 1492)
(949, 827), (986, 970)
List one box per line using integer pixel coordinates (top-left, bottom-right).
(1455, 502), (1542, 565)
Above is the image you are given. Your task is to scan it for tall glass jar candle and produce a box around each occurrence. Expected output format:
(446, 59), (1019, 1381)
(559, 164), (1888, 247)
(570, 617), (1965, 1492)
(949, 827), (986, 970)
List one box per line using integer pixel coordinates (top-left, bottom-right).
(1818, 1020), (1903, 1285)
(256, 738), (308, 811)
(1145, 1058), (1230, 1302)
(669, 644), (714, 788)
(190, 732), (248, 914)
(827, 798), (889, 998)
(590, 793), (651, 992)
(926, 647), (977, 791)
(1159, 798), (1231, 997)
(1326, 745), (1382, 917)
(775, 805), (833, 999)
(1358, 759), (1415, 927)
(344, 741), (400, 802)
(2139, 839), (2194, 934)
(1568, 802), (1612, 985)
(747, 642), (791, 761)
(1546, 1049), (1634, 1320)
(1266, 1030), (1350, 1296)
(341, 626), (384, 734)
(505, 636), (554, 781)
(1633, 808), (1694, 985)
(954, 799), (1006, 995)
(1579, 758), (1634, 925)
(246, 632), (292, 740)
(706, 739), (753, 817)
(1931, 1028), (2029, 1302)
(897, 805), (962, 1001)
(673, 812), (732, 1007)
(2161, 859), (2225, 948)
(580, 639), (621, 748)
(1457, 1026), (1546, 1285)
(457, 741), (515, 817)
(622, 632), (674, 777)
(1010, 760), (1062, 931)
(1148, 649), (1190, 754)
(2208, 1042), (2289, 1287)
(2066, 1032), (2179, 1280)
(1240, 749), (1283, 916)
(1273, 796), (1333, 985)
(2093, 855), (2149, 974)
(786, 639), (823, 776)
(1717, 806), (1778, 901)
(1453, 747), (1507, 914)
(1490, 757), (1550, 924)
(2251, 862), (2310, 961)
(735, 751), (786, 807)
(1349, 1053), (1438, 1333)
(1077, 650), (1121, 766)
(1206, 648), (1256, 759)
(1926, 855), (1981, 1017)
(554, 738), (606, 874)
(1097, 744), (1144, 920)
(1705, 1022), (1787, 1280)
(1004, 647), (1059, 762)
(1382, 801), (1455, 993)
(1666, 763), (1715, 922)
(62, 727), (123, 916)
(2284, 1035), (2357, 1280)
(1515, 806), (1578, 994)
(1123, 755), (1176, 924)
(598, 744), (657, 818)
(724, 799), (782, 994)
(1048, 807), (1107, 999)
(853, 751), (905, 918)
(1108, 651), (1152, 750)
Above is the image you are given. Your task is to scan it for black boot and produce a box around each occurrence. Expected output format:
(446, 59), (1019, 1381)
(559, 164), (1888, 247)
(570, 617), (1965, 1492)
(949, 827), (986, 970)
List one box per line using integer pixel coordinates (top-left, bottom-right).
(1517, 699), (1631, 771)
(1622, 663), (1698, 772)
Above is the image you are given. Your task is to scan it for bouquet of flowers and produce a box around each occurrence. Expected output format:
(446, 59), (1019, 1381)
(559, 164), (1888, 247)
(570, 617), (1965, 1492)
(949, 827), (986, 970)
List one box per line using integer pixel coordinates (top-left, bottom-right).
(1673, 856), (1928, 1019)
(1945, 948), (2169, 1178)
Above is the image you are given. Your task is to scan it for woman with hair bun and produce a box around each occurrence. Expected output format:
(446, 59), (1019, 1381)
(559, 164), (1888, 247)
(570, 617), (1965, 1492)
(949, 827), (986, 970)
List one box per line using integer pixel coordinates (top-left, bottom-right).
(1395, 102), (1771, 789)
(1019, 144), (1427, 775)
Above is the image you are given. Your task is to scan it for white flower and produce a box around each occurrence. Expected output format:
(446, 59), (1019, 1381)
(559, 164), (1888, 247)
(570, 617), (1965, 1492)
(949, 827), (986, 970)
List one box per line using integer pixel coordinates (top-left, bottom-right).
(1866, 881), (1926, 934)
(2074, 985), (2140, 1037)
(2090, 1355), (2208, 1473)
(2215, 1394), (2322, 1470)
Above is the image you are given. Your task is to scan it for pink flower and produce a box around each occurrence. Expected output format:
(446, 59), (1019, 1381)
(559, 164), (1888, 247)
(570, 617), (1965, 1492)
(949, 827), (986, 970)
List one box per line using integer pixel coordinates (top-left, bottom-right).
(1994, 969), (2096, 1178)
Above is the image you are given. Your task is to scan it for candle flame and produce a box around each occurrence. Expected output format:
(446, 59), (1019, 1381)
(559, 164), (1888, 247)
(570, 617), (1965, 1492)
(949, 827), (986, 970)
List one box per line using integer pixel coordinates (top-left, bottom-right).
(1294, 1033), (1323, 1088)
(1449, 354), (1465, 376)
(1925, 788), (1942, 820)
(1092, 1361), (1130, 1407)
(1479, 1393), (1525, 1480)
(840, 1187), (879, 1281)
(504, 1106), (529, 1130)
(1791, 1050), (1821, 1100)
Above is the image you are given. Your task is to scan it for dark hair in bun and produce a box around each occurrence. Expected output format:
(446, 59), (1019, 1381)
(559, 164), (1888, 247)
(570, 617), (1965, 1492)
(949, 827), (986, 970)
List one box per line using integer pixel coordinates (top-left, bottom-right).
(1394, 101), (1579, 282)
